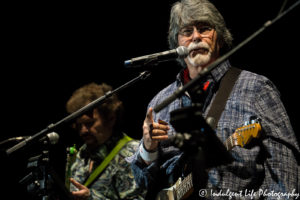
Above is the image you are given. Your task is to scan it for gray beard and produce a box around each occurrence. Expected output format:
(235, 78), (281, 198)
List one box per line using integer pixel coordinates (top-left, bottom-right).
(187, 52), (211, 68)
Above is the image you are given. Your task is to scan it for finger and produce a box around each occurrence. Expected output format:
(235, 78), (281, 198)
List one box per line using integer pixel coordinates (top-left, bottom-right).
(72, 190), (85, 196)
(158, 119), (168, 125)
(151, 135), (169, 140)
(71, 190), (89, 200)
(145, 107), (154, 124)
(151, 129), (168, 136)
(70, 178), (85, 190)
(152, 122), (169, 131)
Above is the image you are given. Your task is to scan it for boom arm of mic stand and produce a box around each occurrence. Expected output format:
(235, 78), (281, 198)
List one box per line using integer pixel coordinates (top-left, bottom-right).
(6, 71), (152, 156)
(154, 0), (300, 113)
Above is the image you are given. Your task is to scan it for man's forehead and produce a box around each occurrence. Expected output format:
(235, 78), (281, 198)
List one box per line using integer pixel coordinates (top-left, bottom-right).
(181, 20), (212, 27)
(76, 110), (95, 122)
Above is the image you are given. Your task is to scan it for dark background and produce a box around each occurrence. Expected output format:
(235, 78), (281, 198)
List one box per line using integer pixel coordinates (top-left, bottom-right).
(1, 0), (299, 199)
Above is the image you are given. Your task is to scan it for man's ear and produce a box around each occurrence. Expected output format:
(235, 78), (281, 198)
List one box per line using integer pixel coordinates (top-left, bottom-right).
(71, 123), (77, 130)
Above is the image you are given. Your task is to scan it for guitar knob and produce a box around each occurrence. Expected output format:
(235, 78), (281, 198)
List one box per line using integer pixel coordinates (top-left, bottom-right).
(206, 117), (215, 128)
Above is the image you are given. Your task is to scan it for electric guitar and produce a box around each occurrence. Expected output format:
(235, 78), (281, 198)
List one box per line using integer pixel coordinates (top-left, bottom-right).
(156, 119), (262, 200)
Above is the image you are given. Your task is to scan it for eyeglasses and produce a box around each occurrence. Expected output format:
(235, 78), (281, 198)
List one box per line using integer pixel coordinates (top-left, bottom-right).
(179, 23), (214, 38)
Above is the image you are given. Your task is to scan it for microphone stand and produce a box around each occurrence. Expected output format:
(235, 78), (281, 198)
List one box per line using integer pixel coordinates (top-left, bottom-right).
(154, 0), (300, 113)
(6, 70), (151, 156)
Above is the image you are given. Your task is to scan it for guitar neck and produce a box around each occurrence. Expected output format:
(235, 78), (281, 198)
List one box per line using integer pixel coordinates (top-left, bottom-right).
(224, 133), (238, 151)
(224, 122), (261, 151)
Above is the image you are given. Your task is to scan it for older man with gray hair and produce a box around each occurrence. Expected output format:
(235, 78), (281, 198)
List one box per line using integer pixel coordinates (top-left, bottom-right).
(129, 0), (300, 199)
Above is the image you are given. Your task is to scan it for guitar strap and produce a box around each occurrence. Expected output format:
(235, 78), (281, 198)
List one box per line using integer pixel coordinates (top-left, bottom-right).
(206, 67), (242, 129)
(149, 67), (242, 200)
(83, 135), (133, 187)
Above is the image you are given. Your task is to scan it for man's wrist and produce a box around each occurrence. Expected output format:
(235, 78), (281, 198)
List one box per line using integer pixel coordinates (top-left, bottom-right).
(143, 141), (157, 153)
(139, 142), (158, 163)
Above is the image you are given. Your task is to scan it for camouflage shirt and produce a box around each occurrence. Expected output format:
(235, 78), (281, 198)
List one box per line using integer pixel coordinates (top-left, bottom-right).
(70, 133), (145, 200)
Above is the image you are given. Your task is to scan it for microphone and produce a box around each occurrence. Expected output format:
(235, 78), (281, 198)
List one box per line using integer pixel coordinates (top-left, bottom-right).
(124, 46), (189, 67)
(10, 132), (59, 145)
(39, 132), (60, 145)
(1, 132), (59, 149)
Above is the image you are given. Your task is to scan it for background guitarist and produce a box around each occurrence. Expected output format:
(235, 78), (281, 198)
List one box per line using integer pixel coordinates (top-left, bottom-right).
(128, 0), (300, 199)
(65, 82), (145, 200)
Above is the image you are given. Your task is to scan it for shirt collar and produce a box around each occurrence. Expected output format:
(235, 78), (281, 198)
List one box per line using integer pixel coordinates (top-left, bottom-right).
(79, 132), (123, 162)
(176, 59), (231, 85)
(210, 59), (231, 82)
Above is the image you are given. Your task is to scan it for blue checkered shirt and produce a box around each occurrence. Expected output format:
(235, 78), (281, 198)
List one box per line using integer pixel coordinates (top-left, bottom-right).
(129, 60), (300, 199)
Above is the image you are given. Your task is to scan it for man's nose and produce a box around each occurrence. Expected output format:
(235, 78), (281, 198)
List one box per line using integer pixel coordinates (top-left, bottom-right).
(80, 125), (89, 134)
(192, 27), (203, 43)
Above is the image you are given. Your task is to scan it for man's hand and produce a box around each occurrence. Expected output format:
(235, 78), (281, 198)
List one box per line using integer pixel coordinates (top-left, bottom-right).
(143, 107), (169, 151)
(70, 178), (91, 200)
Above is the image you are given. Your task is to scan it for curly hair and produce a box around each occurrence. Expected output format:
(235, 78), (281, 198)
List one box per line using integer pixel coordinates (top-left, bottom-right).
(66, 82), (123, 125)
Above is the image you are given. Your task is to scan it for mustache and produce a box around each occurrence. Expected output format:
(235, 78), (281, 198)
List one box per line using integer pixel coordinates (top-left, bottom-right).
(187, 42), (210, 52)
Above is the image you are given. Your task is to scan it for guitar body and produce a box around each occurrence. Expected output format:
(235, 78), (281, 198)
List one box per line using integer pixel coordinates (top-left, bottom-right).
(156, 175), (194, 200)
(156, 172), (194, 200)
(155, 119), (261, 200)
(156, 188), (176, 200)
(156, 188), (194, 200)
